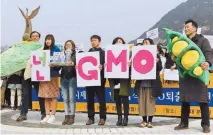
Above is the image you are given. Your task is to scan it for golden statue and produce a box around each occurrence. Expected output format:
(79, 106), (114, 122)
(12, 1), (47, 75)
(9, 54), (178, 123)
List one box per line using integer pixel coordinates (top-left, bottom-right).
(19, 6), (40, 38)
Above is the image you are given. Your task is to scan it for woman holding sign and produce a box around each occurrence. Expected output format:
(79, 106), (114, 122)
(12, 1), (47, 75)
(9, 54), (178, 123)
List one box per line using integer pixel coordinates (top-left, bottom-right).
(39, 34), (61, 124)
(60, 40), (77, 125)
(134, 38), (162, 128)
(108, 37), (131, 126)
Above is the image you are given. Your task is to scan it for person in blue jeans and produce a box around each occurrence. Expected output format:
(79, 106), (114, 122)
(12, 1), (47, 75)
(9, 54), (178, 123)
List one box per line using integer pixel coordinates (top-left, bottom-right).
(60, 40), (77, 125)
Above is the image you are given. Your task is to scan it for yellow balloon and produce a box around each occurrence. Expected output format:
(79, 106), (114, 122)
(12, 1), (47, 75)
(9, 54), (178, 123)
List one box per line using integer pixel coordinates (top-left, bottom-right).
(181, 50), (199, 70)
(193, 66), (203, 76)
(172, 41), (188, 56)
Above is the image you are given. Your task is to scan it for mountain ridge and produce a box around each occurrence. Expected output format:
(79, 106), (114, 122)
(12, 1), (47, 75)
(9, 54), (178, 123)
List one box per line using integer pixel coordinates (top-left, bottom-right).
(129, 0), (213, 44)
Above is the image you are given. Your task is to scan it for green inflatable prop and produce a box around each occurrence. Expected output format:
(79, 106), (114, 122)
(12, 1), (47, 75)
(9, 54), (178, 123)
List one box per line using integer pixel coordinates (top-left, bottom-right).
(1, 42), (42, 77)
(163, 28), (210, 85)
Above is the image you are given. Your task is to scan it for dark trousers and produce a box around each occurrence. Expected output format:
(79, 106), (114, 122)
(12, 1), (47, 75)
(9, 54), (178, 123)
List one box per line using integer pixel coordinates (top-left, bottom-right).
(114, 89), (129, 116)
(86, 86), (106, 120)
(181, 102), (210, 127)
(20, 78), (45, 116)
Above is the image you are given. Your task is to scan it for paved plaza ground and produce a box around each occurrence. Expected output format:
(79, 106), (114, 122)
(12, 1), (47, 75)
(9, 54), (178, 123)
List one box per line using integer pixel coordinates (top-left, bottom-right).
(1, 109), (213, 135)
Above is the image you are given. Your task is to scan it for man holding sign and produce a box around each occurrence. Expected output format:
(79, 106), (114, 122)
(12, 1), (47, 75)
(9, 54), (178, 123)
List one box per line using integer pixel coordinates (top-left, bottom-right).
(174, 19), (213, 133)
(77, 35), (106, 125)
(16, 31), (46, 122)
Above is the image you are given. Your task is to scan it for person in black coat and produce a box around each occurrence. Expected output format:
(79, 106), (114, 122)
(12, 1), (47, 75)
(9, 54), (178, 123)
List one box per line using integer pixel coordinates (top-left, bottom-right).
(85, 35), (106, 126)
(164, 46), (176, 70)
(164, 48), (177, 84)
(60, 40), (77, 125)
(174, 19), (213, 133)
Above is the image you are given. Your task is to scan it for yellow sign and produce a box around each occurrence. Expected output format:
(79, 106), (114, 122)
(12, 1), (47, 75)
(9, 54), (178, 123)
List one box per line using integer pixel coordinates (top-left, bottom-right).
(105, 73), (213, 88)
(32, 102), (213, 118)
(40, 73), (213, 118)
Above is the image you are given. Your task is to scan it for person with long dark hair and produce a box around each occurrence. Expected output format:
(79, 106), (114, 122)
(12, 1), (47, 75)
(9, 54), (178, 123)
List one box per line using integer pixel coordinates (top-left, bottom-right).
(134, 38), (163, 128)
(39, 34), (61, 124)
(108, 37), (131, 126)
(60, 40), (77, 125)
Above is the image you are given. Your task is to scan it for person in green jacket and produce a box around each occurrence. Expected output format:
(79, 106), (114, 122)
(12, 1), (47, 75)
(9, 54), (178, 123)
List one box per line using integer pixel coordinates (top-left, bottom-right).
(108, 37), (131, 126)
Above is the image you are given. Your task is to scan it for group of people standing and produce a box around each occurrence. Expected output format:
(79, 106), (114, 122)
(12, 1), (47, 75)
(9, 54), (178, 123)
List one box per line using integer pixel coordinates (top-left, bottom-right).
(1, 19), (212, 133)
(13, 32), (162, 127)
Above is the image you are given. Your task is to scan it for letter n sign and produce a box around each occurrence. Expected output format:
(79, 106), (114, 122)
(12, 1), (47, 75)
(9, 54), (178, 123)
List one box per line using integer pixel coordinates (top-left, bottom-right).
(131, 45), (157, 80)
(31, 50), (50, 81)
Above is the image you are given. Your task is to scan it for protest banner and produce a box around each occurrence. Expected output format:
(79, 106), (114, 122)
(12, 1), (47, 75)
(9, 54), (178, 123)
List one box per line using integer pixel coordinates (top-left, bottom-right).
(137, 39), (144, 43)
(75, 44), (84, 53)
(131, 45), (157, 80)
(76, 52), (101, 87)
(105, 45), (129, 78)
(164, 69), (179, 81)
(50, 52), (67, 66)
(146, 28), (159, 39)
(31, 50), (50, 81)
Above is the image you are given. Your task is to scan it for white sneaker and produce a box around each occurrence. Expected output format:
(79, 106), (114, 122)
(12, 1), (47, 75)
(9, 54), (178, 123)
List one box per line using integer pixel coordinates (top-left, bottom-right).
(47, 115), (55, 124)
(40, 115), (50, 124)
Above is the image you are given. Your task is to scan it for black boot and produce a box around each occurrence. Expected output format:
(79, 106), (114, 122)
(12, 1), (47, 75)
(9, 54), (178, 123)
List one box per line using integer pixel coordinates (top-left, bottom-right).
(16, 115), (27, 122)
(41, 114), (46, 120)
(174, 122), (188, 130)
(116, 116), (122, 126)
(202, 125), (210, 133)
(122, 116), (128, 126)
(62, 115), (70, 125)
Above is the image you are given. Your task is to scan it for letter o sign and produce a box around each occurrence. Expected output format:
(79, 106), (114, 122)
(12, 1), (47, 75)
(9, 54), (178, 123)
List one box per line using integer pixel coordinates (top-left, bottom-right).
(133, 50), (154, 74)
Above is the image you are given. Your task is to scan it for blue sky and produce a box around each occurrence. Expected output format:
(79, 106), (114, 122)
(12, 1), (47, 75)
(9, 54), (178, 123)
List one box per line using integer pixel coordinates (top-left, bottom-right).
(1, 0), (187, 50)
